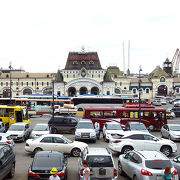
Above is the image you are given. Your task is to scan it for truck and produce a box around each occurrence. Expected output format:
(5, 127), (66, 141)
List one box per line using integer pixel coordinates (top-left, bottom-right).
(54, 104), (77, 116)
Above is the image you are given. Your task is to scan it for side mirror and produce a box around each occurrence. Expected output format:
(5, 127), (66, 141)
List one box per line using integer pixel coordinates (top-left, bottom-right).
(153, 137), (158, 141)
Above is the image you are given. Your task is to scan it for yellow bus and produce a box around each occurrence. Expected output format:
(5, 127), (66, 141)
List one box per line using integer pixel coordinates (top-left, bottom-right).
(0, 106), (30, 129)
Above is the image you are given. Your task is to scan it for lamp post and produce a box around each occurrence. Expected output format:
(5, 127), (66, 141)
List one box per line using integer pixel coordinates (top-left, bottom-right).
(138, 65), (142, 122)
(52, 74), (56, 122)
(9, 62), (12, 103)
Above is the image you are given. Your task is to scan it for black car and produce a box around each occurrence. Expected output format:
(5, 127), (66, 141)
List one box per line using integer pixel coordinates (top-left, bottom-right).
(28, 151), (68, 180)
(0, 144), (15, 180)
(171, 107), (180, 117)
(48, 116), (78, 134)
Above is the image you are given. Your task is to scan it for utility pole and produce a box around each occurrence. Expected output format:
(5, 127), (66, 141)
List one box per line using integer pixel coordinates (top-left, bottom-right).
(139, 65), (142, 122)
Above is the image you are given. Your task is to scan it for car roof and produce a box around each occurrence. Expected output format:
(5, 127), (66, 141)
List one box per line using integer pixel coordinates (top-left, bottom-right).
(11, 122), (28, 125)
(41, 134), (63, 138)
(87, 147), (111, 155)
(137, 151), (167, 160)
(123, 131), (150, 136)
(79, 119), (92, 123)
(35, 151), (63, 157)
(105, 122), (120, 125)
(127, 122), (145, 125)
(167, 124), (180, 127)
(34, 123), (48, 126)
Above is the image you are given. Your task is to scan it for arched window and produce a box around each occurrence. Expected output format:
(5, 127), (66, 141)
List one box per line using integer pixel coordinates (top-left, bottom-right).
(6, 82), (8, 86)
(160, 77), (165, 82)
(32, 82), (34, 86)
(115, 88), (121, 94)
(27, 82), (28, 86)
(21, 82), (23, 86)
(146, 88), (150, 93)
(132, 88), (137, 94)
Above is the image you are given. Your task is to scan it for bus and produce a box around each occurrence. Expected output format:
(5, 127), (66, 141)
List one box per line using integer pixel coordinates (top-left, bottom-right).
(72, 95), (151, 106)
(83, 106), (167, 131)
(0, 105), (30, 129)
(0, 98), (16, 105)
(15, 99), (71, 115)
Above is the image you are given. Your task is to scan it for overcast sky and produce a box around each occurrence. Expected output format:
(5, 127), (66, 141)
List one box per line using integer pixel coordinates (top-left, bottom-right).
(0, 0), (180, 74)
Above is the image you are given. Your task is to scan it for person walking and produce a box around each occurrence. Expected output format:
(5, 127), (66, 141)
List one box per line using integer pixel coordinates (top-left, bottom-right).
(162, 166), (174, 180)
(82, 160), (90, 180)
(49, 167), (60, 180)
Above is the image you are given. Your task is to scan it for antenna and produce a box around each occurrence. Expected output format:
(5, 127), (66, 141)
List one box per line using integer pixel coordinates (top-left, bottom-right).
(123, 41), (125, 75)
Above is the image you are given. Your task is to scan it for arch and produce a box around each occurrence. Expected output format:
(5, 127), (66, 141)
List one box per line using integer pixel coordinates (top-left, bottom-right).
(23, 88), (33, 95)
(160, 77), (165, 82)
(91, 87), (99, 95)
(157, 85), (168, 96)
(79, 87), (88, 95)
(3, 88), (11, 98)
(43, 88), (52, 95)
(114, 88), (121, 94)
(145, 88), (150, 94)
(68, 87), (76, 97)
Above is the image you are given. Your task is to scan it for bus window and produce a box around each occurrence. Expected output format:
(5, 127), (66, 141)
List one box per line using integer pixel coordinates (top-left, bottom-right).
(37, 101), (50, 106)
(130, 112), (138, 118)
(0, 109), (3, 117)
(90, 111), (103, 118)
(122, 112), (129, 118)
(104, 111), (117, 118)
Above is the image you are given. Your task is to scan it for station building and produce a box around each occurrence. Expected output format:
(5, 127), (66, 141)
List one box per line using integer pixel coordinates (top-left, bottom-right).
(0, 50), (180, 98)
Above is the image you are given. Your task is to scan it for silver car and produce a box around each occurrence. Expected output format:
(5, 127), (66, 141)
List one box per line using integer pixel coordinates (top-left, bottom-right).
(118, 150), (178, 180)
(171, 155), (180, 178)
(0, 133), (15, 147)
(78, 147), (118, 180)
(161, 124), (180, 141)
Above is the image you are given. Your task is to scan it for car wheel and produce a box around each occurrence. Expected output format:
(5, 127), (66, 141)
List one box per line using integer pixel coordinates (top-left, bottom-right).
(118, 161), (125, 176)
(133, 175), (137, 180)
(51, 128), (58, 134)
(34, 147), (43, 154)
(148, 124), (155, 131)
(8, 163), (15, 178)
(71, 148), (81, 157)
(121, 146), (133, 154)
(160, 146), (172, 157)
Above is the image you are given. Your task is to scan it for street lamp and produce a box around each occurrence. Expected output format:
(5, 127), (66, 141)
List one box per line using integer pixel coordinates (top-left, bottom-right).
(138, 65), (142, 122)
(52, 74), (56, 122)
(9, 62), (12, 103)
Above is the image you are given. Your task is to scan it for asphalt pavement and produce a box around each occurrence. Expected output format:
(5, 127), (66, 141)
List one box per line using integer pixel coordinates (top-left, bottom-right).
(4, 104), (180, 180)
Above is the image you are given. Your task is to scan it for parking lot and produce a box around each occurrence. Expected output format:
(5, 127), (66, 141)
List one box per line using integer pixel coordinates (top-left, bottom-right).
(5, 104), (180, 180)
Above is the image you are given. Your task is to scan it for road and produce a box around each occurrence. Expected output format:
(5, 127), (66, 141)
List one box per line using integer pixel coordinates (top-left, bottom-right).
(4, 105), (180, 180)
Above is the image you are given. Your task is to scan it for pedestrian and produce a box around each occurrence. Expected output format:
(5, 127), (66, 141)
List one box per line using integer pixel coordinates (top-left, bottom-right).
(162, 166), (174, 180)
(49, 167), (60, 180)
(82, 160), (90, 180)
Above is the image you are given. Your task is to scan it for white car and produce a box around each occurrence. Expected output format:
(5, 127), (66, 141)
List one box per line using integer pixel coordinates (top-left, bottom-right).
(31, 123), (50, 139)
(109, 131), (177, 156)
(161, 124), (180, 141)
(6, 122), (31, 142)
(0, 133), (15, 147)
(103, 122), (125, 142)
(25, 134), (88, 157)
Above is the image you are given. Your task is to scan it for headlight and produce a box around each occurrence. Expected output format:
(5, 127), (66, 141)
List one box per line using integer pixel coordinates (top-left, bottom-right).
(91, 132), (96, 136)
(75, 132), (81, 136)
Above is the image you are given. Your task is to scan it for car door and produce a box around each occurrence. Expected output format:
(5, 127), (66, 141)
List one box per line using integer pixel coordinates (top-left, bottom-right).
(143, 134), (160, 151)
(161, 125), (169, 138)
(39, 137), (55, 151)
(69, 118), (77, 131)
(53, 137), (70, 153)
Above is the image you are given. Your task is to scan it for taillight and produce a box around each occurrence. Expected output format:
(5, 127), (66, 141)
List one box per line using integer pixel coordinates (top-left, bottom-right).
(80, 168), (84, 176)
(57, 170), (65, 177)
(26, 143), (29, 146)
(172, 169), (178, 175)
(114, 168), (117, 176)
(113, 140), (121, 143)
(28, 172), (40, 177)
(6, 141), (11, 144)
(141, 169), (152, 176)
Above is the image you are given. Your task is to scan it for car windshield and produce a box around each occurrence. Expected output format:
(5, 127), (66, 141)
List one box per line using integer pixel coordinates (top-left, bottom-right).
(77, 123), (94, 129)
(145, 160), (172, 170)
(62, 136), (72, 143)
(8, 125), (24, 131)
(130, 124), (147, 130)
(169, 126), (180, 131)
(32, 156), (62, 170)
(87, 156), (113, 167)
(107, 124), (122, 130)
(34, 125), (48, 131)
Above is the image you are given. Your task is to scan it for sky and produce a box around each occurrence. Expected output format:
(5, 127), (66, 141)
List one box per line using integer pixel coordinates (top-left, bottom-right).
(0, 0), (180, 74)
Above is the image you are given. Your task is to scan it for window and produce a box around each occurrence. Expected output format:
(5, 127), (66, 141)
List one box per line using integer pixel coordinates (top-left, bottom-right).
(47, 82), (49, 86)
(6, 82), (8, 86)
(132, 88), (136, 94)
(16, 82), (18, 86)
(32, 82), (33, 86)
(27, 82), (28, 86)
(125, 134), (144, 140)
(120, 82), (122, 86)
(90, 111), (103, 118)
(42, 82), (44, 86)
(146, 88), (150, 93)
(143, 135), (155, 140)
(41, 137), (53, 143)
(1, 82), (3, 86)
(54, 137), (64, 143)
(37, 82), (38, 86)
(21, 82), (23, 86)
(107, 91), (110, 95)
(104, 111), (117, 118)
(160, 77), (165, 82)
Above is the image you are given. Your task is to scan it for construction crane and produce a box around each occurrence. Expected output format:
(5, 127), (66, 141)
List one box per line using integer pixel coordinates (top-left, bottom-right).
(171, 48), (180, 77)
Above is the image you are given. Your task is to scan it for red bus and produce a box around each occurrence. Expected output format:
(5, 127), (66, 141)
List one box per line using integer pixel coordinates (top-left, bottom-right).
(15, 99), (71, 116)
(83, 106), (167, 131)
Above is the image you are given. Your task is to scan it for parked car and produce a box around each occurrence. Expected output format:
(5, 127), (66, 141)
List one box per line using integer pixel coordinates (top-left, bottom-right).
(156, 96), (167, 105)
(0, 122), (5, 133)
(78, 147), (118, 180)
(6, 122), (31, 142)
(109, 131), (177, 156)
(152, 99), (162, 106)
(118, 150), (178, 180)
(103, 122), (125, 142)
(124, 122), (149, 132)
(31, 123), (50, 139)
(75, 119), (99, 143)
(171, 107), (180, 117)
(0, 133), (15, 147)
(172, 98), (180, 105)
(48, 116), (78, 134)
(0, 144), (16, 180)
(28, 151), (68, 180)
(161, 124), (180, 141)
(166, 108), (176, 119)
(25, 134), (88, 157)
(171, 155), (180, 178)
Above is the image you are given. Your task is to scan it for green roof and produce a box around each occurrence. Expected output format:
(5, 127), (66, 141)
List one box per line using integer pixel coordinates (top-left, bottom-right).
(149, 66), (170, 78)
(107, 66), (124, 76)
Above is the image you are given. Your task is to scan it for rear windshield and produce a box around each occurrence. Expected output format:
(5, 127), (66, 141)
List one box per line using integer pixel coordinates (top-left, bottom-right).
(145, 160), (172, 170)
(87, 156), (113, 167)
(32, 156), (62, 170)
